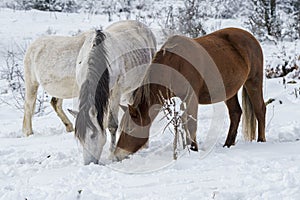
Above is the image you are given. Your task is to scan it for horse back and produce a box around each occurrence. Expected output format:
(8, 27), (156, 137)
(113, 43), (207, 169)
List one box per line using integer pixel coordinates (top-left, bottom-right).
(103, 20), (157, 95)
(192, 28), (263, 100)
(152, 28), (263, 103)
(24, 32), (90, 98)
(196, 28), (263, 80)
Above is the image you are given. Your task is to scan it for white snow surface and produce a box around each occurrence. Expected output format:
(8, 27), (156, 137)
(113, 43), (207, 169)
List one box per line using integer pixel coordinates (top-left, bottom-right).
(0, 8), (300, 200)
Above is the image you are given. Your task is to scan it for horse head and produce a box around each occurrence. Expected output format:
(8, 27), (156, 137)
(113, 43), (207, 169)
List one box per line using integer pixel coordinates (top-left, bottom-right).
(74, 29), (110, 165)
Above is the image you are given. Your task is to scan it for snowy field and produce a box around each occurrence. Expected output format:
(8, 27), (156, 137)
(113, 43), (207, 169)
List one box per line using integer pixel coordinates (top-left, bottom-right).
(0, 8), (300, 199)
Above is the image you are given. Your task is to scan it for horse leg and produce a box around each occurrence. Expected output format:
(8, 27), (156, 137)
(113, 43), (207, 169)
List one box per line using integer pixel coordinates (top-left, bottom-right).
(50, 97), (74, 132)
(178, 88), (199, 151)
(23, 83), (39, 136)
(224, 94), (242, 147)
(244, 81), (266, 142)
(108, 110), (118, 152)
(183, 101), (198, 151)
(22, 81), (39, 136)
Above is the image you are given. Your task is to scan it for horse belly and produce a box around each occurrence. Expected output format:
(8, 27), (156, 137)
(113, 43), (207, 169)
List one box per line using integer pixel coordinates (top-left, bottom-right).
(40, 75), (79, 99)
(37, 64), (79, 98)
(197, 71), (247, 105)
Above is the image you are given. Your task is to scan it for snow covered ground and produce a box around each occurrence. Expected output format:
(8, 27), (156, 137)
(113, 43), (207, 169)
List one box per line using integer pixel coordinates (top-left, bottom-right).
(0, 8), (300, 200)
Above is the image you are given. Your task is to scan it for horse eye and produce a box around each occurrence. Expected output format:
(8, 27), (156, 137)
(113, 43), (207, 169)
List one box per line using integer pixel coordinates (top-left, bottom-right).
(130, 110), (139, 119)
(79, 61), (82, 64)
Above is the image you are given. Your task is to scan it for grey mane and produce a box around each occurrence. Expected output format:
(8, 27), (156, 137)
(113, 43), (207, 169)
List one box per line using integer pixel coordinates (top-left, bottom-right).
(75, 30), (110, 142)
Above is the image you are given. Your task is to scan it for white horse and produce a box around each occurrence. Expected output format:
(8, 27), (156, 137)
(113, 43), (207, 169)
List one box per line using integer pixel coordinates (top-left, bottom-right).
(23, 20), (156, 165)
(23, 30), (92, 136)
(73, 21), (156, 164)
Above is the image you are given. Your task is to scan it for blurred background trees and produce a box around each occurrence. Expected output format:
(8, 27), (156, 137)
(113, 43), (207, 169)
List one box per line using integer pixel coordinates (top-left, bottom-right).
(1, 0), (298, 40)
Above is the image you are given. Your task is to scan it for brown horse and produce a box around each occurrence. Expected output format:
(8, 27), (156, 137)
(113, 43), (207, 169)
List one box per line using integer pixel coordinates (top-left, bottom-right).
(113, 28), (266, 160)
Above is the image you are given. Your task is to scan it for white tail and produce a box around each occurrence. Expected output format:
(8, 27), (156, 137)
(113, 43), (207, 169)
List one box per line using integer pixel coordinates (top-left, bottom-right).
(242, 87), (256, 141)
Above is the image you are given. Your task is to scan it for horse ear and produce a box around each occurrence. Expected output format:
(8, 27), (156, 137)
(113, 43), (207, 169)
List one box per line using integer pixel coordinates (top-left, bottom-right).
(68, 109), (79, 118)
(119, 104), (127, 112)
(128, 104), (138, 118)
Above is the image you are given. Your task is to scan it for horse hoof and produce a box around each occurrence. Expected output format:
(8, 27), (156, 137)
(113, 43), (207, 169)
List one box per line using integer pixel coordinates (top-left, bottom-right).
(24, 131), (33, 137)
(190, 143), (198, 151)
(66, 125), (74, 132)
(257, 138), (266, 142)
(223, 141), (236, 148)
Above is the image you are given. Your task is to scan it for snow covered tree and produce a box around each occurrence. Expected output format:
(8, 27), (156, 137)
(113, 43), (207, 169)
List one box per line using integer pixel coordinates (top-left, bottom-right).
(247, 0), (282, 40)
(279, 0), (300, 39)
(213, 0), (251, 19)
(177, 0), (206, 38)
(33, 0), (62, 12)
(294, 2), (300, 39)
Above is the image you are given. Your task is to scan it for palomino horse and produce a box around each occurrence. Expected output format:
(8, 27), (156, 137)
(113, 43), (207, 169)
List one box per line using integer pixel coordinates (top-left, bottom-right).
(23, 20), (156, 164)
(114, 28), (266, 160)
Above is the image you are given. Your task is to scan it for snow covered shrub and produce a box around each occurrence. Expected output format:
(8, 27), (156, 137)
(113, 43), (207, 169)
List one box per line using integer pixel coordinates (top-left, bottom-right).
(0, 43), (48, 113)
(265, 45), (300, 79)
(1, 0), (80, 12)
(265, 55), (299, 78)
(246, 0), (300, 41)
(157, 0), (207, 39)
(156, 0), (250, 38)
(278, 0), (300, 39)
(210, 0), (252, 19)
(286, 55), (300, 78)
(33, 0), (81, 12)
(61, 0), (80, 13)
(1, 46), (25, 100)
(33, 0), (61, 12)
(156, 6), (178, 39)
(159, 94), (187, 160)
(177, 0), (206, 38)
(0, 0), (34, 10)
(246, 0), (282, 41)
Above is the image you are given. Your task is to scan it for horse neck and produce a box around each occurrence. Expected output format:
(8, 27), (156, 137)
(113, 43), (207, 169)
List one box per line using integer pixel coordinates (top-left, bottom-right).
(132, 83), (173, 126)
